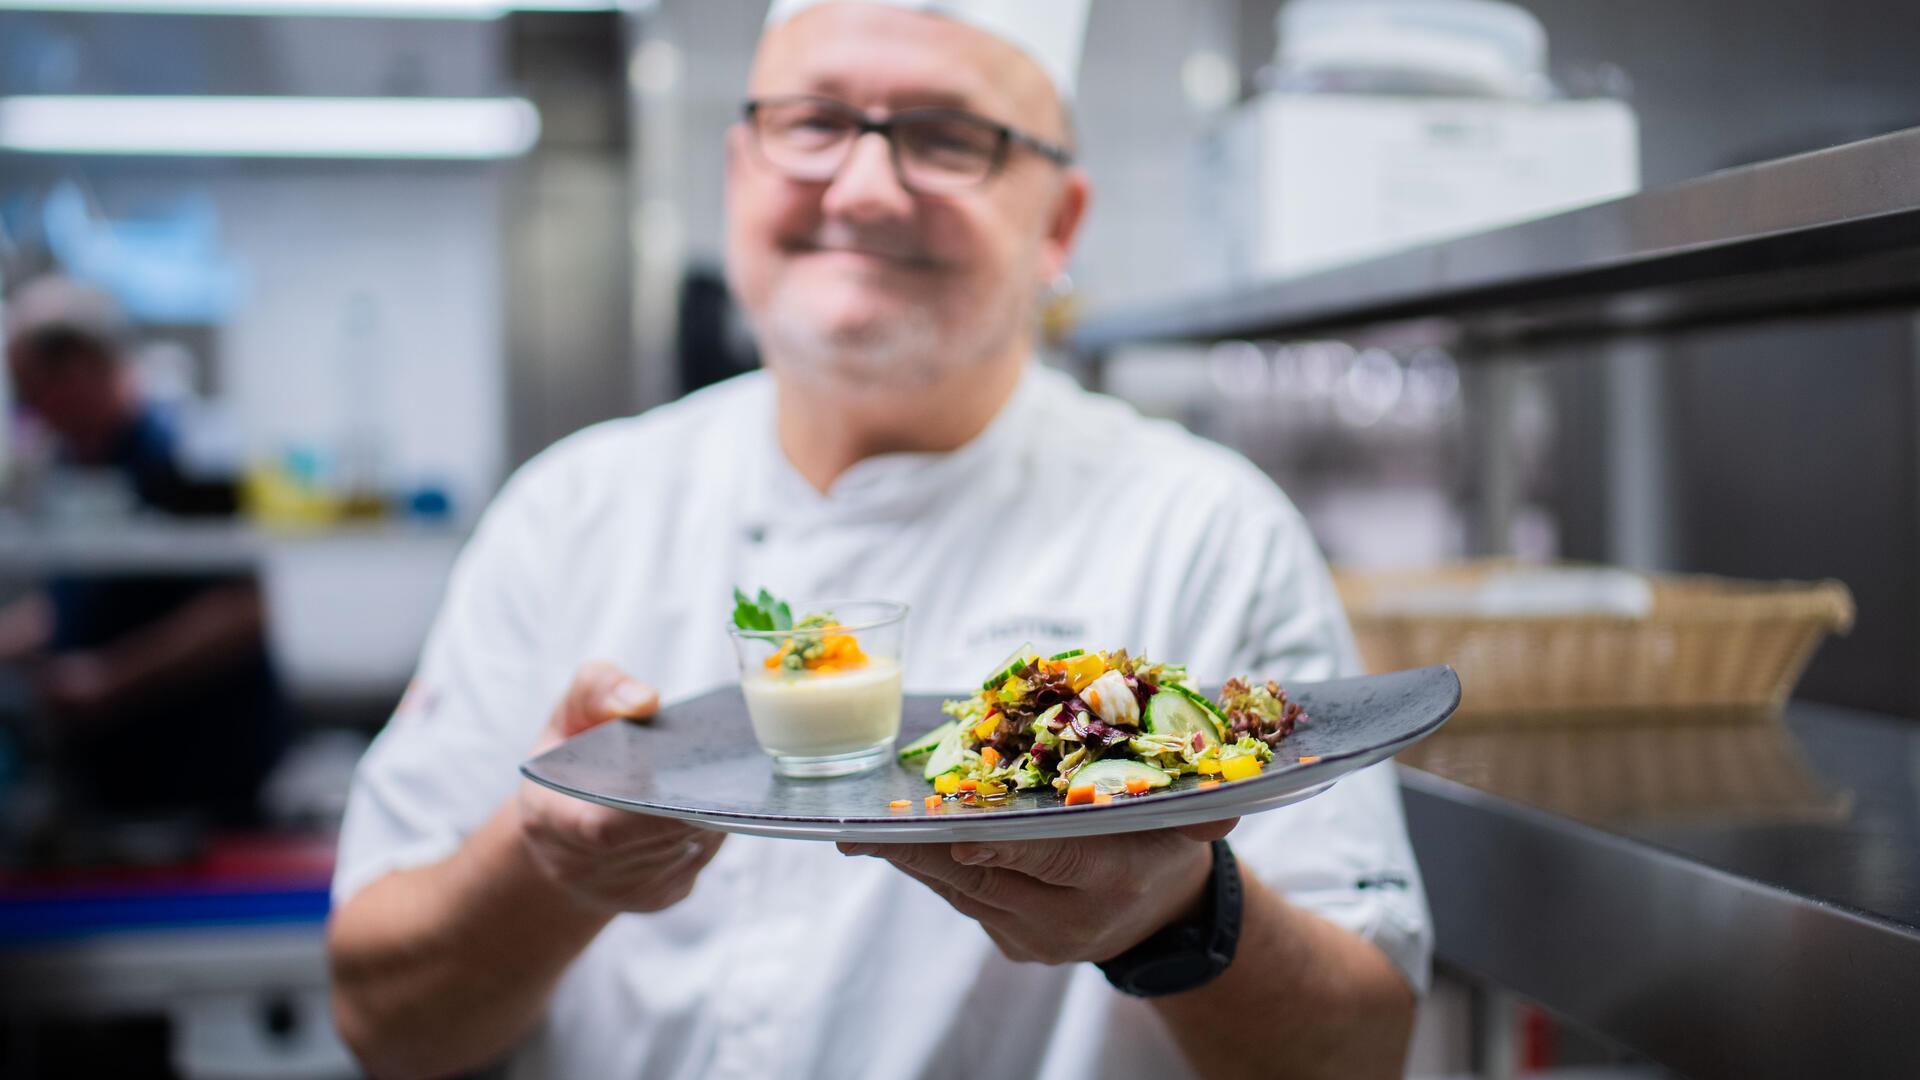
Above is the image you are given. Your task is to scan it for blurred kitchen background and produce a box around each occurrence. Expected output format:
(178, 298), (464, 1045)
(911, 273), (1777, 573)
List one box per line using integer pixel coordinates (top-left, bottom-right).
(3, 0), (1919, 1077)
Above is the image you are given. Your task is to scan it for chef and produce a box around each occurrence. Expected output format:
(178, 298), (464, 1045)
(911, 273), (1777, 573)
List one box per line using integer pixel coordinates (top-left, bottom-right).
(1, 277), (283, 825)
(327, 2), (1431, 1077)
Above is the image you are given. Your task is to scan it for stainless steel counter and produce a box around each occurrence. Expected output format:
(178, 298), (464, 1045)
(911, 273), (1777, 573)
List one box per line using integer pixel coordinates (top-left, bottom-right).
(1399, 701), (1920, 1078)
(0, 519), (465, 577)
(1072, 125), (1920, 349)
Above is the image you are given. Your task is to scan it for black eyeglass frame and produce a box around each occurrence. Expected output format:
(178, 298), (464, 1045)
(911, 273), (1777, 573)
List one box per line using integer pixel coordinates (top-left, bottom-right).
(740, 94), (1074, 192)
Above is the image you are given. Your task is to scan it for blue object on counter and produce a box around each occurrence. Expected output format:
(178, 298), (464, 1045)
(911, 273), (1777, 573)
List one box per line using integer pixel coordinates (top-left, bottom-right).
(0, 884), (330, 945)
(401, 484), (454, 521)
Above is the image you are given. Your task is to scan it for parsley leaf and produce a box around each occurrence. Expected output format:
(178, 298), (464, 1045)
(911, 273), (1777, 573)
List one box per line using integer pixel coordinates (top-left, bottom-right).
(733, 586), (792, 631)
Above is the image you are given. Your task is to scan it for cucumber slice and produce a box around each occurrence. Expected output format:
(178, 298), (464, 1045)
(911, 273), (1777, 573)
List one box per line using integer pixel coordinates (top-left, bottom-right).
(979, 641), (1041, 690)
(1167, 682), (1229, 724)
(1047, 648), (1085, 661)
(1068, 758), (1171, 795)
(896, 720), (956, 762)
(1145, 689), (1223, 748)
(922, 722), (967, 780)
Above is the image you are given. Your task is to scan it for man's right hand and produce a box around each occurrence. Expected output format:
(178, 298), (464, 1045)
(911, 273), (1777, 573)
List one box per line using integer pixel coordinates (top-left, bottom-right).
(516, 661), (724, 914)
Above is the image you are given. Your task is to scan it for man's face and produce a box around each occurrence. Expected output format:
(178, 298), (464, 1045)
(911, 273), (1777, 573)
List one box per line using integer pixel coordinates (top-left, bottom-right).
(725, 4), (1088, 391)
(6, 336), (126, 454)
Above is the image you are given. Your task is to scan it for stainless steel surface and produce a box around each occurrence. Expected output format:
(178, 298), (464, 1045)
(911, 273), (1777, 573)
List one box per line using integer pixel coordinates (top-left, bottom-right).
(1071, 125), (1920, 350)
(0, 521), (463, 577)
(0, 522), (262, 576)
(1465, 360), (1523, 554)
(1400, 700), (1920, 1079)
(503, 10), (638, 469)
(0, 925), (327, 1016)
(626, 2), (692, 415)
(0, 925), (354, 1080)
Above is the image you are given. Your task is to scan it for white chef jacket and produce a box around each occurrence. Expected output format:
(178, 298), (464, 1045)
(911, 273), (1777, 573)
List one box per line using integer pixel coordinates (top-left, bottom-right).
(334, 364), (1432, 1080)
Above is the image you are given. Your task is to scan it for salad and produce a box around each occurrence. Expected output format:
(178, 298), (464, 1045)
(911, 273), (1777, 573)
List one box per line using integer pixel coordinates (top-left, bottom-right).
(897, 645), (1308, 807)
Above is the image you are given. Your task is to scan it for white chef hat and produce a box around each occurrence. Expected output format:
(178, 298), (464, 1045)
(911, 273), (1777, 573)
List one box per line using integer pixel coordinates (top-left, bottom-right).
(763, 0), (1092, 100)
(4, 276), (132, 355)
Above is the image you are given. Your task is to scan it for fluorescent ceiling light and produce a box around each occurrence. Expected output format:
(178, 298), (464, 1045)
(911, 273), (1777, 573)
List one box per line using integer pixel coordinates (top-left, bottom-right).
(0, 0), (612, 16)
(0, 95), (542, 159)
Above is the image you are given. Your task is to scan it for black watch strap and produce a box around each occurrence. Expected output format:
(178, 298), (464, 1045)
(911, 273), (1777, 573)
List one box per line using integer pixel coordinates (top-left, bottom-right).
(1096, 839), (1243, 998)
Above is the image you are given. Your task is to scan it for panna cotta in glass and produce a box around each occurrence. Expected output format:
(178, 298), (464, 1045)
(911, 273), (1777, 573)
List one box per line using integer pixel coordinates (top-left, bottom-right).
(728, 599), (908, 778)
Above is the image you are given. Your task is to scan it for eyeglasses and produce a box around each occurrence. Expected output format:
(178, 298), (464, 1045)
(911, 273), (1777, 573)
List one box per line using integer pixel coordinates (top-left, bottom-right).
(741, 95), (1073, 194)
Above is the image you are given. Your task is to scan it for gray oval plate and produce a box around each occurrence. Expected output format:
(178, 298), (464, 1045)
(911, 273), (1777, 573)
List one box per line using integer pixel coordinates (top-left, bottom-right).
(521, 665), (1459, 843)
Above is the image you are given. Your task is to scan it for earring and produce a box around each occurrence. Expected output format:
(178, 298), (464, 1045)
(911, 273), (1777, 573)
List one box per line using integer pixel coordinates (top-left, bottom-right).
(1041, 271), (1078, 346)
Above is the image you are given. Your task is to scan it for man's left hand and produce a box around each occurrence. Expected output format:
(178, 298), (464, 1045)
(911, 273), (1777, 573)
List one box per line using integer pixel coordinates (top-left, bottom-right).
(840, 819), (1238, 964)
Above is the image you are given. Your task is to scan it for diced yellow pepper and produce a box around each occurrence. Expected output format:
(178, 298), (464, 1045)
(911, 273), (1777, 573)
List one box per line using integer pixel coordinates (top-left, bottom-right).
(977, 780), (1006, 797)
(1064, 653), (1107, 692)
(1221, 756), (1264, 782)
(934, 773), (962, 795)
(972, 715), (1000, 741)
(1197, 759), (1223, 776)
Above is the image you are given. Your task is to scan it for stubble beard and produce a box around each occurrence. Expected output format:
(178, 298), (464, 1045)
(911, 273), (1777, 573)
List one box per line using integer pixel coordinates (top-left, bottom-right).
(755, 276), (1021, 394)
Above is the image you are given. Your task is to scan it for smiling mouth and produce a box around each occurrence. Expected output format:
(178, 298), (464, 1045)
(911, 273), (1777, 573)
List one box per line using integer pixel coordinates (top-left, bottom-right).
(791, 244), (940, 270)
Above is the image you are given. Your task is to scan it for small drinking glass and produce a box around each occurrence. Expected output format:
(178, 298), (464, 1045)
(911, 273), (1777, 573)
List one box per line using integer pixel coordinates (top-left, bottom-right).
(727, 599), (908, 778)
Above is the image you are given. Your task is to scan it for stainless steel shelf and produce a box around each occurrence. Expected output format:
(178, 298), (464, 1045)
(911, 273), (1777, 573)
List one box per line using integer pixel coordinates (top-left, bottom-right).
(1399, 700), (1920, 1078)
(1072, 125), (1920, 351)
(0, 520), (466, 577)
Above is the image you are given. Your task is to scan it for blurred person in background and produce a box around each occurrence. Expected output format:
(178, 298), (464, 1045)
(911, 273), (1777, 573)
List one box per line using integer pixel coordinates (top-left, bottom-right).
(328, 2), (1428, 1078)
(0, 276), (284, 829)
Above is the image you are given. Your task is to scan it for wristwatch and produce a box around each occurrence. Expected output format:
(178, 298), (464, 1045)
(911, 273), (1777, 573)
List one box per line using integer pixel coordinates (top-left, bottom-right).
(1096, 840), (1243, 997)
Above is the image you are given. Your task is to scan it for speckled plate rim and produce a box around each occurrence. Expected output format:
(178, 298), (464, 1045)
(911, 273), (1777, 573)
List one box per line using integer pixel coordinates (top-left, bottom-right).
(521, 665), (1460, 843)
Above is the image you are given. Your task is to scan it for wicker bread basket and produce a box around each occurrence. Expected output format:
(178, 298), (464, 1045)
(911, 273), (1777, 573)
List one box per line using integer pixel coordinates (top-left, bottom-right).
(1336, 560), (1855, 723)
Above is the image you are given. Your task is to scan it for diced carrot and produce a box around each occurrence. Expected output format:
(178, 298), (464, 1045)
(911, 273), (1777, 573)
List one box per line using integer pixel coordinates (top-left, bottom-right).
(981, 746), (1001, 769)
(1297, 755), (1322, 765)
(1065, 783), (1096, 806)
(1199, 780), (1221, 790)
(1092, 792), (1114, 805)
(888, 799), (911, 809)
(958, 778), (979, 792)
(1124, 777), (1151, 795)
(1087, 689), (1101, 709)
(924, 794), (943, 809)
